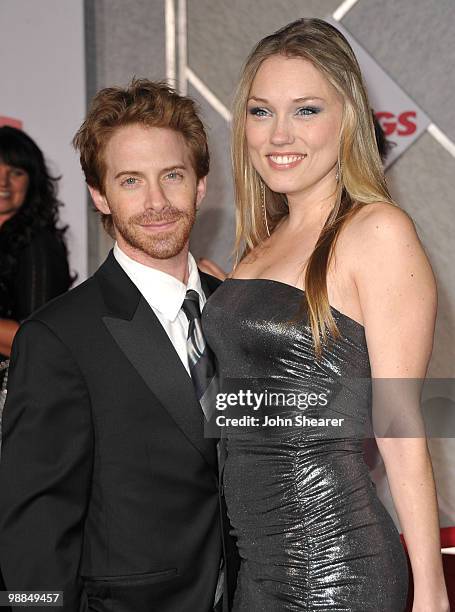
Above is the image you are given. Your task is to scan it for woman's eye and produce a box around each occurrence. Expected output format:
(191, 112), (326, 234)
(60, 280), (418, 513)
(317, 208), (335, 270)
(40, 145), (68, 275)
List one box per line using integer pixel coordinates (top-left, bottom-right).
(296, 106), (320, 117)
(248, 107), (270, 117)
(11, 168), (26, 177)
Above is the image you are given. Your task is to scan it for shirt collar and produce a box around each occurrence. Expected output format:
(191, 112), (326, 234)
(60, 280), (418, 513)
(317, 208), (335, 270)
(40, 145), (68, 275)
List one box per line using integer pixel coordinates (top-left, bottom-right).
(113, 243), (204, 322)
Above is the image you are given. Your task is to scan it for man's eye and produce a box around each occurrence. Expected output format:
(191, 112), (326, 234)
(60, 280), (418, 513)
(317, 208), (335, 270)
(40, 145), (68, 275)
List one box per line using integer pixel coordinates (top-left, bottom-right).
(165, 171), (183, 180)
(248, 107), (270, 117)
(122, 177), (138, 186)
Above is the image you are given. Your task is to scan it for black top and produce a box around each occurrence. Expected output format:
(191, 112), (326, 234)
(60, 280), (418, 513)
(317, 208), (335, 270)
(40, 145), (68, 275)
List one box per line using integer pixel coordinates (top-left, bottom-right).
(3, 228), (71, 322)
(202, 278), (408, 610)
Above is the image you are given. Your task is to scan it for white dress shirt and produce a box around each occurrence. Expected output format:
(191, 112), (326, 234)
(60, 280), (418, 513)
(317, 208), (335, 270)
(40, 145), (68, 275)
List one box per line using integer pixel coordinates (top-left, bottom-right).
(113, 243), (205, 374)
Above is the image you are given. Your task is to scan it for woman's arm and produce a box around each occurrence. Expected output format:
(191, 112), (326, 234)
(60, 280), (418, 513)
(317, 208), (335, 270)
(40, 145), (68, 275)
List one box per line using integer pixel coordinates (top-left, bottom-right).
(0, 319), (19, 357)
(351, 202), (448, 611)
(197, 258), (228, 280)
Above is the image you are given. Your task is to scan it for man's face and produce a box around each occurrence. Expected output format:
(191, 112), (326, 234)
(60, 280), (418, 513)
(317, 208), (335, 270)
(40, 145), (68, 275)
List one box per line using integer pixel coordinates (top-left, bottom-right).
(90, 124), (206, 261)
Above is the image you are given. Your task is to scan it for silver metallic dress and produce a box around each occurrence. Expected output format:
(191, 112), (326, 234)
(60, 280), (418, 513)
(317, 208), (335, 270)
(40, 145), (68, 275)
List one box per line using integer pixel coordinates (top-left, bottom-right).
(202, 278), (408, 611)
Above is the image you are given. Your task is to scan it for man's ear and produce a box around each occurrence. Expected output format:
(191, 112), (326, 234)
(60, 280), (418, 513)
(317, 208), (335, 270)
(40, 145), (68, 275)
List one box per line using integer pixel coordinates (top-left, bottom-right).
(88, 185), (111, 215)
(195, 176), (207, 210)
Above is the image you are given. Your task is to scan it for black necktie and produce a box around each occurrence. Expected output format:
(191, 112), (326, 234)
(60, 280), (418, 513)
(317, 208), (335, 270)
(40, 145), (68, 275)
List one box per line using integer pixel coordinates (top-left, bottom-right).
(181, 289), (217, 421)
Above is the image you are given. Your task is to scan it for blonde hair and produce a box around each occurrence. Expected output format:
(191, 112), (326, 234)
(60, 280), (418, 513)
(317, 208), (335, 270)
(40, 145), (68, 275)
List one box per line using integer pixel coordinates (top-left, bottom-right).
(232, 18), (394, 356)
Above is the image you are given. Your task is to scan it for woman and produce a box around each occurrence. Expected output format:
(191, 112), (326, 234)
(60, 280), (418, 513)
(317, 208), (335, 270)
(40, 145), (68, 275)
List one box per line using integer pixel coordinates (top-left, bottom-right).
(0, 126), (72, 359)
(202, 19), (448, 610)
(0, 125), (73, 421)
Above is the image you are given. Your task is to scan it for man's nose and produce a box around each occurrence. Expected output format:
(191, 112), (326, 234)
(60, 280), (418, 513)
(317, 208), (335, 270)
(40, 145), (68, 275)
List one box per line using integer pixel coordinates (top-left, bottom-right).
(270, 116), (295, 146)
(145, 184), (169, 212)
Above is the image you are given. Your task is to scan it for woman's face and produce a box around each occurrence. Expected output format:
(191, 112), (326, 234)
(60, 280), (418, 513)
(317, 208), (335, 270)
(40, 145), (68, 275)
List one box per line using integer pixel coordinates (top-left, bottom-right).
(245, 55), (343, 201)
(0, 161), (29, 223)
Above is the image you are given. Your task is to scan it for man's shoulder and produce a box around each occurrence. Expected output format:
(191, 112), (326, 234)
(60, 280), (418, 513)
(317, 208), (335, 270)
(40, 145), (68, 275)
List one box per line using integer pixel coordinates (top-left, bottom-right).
(28, 274), (102, 331)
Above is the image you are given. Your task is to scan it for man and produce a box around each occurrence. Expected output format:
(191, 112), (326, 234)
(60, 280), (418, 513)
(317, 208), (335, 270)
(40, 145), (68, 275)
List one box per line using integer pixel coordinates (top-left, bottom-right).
(0, 79), (237, 611)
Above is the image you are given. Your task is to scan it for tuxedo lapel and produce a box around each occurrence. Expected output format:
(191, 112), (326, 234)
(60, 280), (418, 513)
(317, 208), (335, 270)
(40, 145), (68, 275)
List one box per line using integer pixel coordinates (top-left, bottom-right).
(199, 270), (222, 299)
(96, 252), (218, 474)
(199, 270), (223, 475)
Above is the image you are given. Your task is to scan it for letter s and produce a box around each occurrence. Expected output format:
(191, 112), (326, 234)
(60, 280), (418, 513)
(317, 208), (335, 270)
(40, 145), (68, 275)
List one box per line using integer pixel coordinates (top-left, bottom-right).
(397, 111), (417, 136)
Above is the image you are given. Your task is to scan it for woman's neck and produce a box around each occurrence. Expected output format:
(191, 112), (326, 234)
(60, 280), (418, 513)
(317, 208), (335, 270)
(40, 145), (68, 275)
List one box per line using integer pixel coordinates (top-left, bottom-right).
(283, 173), (338, 233)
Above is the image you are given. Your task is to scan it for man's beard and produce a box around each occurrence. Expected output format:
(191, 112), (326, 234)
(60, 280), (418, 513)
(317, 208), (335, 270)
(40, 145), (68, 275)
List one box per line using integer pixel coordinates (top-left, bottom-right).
(111, 203), (196, 260)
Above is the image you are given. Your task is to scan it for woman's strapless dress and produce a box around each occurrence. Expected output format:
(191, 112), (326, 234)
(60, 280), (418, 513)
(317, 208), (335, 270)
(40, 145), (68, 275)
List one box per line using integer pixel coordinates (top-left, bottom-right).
(202, 278), (408, 611)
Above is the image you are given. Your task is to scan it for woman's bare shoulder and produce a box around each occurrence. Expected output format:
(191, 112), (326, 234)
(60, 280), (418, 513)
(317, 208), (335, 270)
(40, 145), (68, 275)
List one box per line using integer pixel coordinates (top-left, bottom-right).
(342, 201), (418, 257)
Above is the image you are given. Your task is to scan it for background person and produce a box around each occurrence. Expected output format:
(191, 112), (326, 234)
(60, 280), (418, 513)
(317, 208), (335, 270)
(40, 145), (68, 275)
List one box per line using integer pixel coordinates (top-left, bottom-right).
(0, 126), (72, 358)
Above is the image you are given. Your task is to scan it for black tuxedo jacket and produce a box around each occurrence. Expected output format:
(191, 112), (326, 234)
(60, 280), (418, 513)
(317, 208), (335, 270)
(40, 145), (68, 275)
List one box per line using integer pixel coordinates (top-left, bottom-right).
(0, 252), (238, 612)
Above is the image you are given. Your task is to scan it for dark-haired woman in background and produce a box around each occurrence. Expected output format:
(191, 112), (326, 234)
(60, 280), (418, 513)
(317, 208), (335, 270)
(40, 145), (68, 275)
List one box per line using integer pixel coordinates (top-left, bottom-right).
(0, 126), (72, 359)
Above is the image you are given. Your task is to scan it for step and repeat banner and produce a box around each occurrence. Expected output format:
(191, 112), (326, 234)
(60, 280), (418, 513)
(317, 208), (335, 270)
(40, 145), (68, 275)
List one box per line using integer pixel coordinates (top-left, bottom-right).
(0, 0), (87, 281)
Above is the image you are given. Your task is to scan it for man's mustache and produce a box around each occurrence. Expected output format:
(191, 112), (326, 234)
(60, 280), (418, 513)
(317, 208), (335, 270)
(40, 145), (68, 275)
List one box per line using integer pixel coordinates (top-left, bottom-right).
(130, 207), (190, 224)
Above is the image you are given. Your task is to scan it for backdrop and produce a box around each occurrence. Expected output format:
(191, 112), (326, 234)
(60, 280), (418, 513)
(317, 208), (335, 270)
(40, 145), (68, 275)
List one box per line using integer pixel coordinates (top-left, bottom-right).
(0, 0), (87, 280)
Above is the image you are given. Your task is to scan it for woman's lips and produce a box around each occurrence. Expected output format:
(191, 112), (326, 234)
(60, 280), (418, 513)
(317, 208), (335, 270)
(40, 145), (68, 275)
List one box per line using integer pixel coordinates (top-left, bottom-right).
(266, 153), (307, 170)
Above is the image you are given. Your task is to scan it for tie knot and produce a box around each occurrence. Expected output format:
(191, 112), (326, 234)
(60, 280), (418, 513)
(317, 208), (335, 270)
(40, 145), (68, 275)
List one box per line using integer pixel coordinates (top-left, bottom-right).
(181, 289), (201, 322)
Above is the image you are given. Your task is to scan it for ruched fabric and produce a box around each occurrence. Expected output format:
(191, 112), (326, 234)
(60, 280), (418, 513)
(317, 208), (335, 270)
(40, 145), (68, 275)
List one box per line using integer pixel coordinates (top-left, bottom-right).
(202, 278), (408, 611)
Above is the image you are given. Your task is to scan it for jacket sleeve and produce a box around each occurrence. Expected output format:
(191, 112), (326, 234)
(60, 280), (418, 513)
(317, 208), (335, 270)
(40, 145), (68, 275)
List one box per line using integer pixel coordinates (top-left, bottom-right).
(0, 319), (93, 611)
